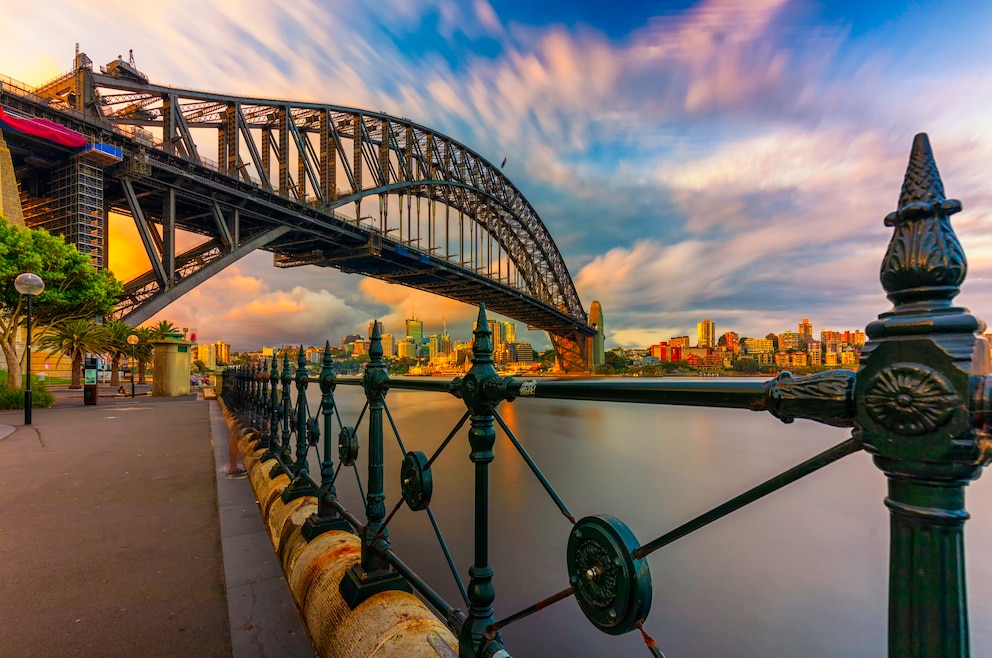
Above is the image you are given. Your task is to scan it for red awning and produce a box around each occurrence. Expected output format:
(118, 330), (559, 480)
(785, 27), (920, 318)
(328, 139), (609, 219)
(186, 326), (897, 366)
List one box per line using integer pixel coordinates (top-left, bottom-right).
(0, 106), (88, 148)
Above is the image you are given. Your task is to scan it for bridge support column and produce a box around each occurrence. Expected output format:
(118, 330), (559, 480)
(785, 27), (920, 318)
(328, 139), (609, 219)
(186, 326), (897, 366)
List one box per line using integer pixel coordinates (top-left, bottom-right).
(856, 134), (990, 657)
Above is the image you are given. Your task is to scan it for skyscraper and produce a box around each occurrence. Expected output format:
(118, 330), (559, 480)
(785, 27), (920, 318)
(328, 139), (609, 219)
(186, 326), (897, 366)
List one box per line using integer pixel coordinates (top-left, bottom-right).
(798, 318), (813, 343)
(406, 318), (424, 345)
(589, 301), (605, 368)
(502, 321), (516, 344)
(697, 319), (715, 349)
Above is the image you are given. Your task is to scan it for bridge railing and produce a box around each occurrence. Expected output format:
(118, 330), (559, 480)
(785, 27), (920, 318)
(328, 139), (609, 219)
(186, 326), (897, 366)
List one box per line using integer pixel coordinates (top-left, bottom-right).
(221, 133), (990, 657)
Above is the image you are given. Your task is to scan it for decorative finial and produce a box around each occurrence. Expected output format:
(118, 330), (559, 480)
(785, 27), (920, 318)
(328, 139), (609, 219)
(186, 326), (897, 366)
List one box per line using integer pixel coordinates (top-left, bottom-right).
(880, 134), (966, 307)
(472, 303), (493, 364)
(369, 318), (384, 363)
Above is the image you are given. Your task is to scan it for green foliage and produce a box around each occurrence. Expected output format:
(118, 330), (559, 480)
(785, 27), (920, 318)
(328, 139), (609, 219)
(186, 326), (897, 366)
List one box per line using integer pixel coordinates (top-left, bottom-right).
(0, 378), (55, 409)
(0, 218), (123, 388)
(150, 320), (180, 338)
(38, 319), (112, 387)
(733, 357), (761, 374)
(193, 359), (208, 374)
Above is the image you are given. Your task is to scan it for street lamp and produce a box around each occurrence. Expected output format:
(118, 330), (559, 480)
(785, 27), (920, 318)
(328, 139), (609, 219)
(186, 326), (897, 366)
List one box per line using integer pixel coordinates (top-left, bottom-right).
(127, 334), (139, 398)
(14, 272), (44, 425)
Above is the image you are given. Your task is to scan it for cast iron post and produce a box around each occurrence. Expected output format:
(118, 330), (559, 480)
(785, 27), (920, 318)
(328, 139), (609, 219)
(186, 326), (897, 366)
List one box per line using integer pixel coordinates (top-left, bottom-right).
(303, 341), (351, 538)
(857, 134), (990, 657)
(263, 355), (281, 461)
(280, 351), (294, 465)
(283, 346), (318, 500)
(452, 303), (509, 657)
(258, 358), (270, 449)
(340, 320), (410, 606)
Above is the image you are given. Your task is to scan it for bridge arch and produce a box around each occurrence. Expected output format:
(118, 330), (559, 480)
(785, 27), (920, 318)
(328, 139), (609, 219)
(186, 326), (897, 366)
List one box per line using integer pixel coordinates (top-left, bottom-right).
(12, 54), (596, 371)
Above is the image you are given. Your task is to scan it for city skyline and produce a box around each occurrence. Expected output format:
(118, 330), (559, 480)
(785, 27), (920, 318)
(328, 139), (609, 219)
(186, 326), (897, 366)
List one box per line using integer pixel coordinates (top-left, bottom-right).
(4, 2), (992, 352)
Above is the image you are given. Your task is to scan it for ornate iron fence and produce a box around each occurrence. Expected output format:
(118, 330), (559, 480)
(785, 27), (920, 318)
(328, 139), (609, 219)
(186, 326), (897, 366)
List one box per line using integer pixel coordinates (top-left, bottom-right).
(221, 133), (990, 658)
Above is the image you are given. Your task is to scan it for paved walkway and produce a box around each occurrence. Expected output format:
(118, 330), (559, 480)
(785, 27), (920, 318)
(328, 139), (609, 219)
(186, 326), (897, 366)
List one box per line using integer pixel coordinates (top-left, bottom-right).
(0, 394), (312, 657)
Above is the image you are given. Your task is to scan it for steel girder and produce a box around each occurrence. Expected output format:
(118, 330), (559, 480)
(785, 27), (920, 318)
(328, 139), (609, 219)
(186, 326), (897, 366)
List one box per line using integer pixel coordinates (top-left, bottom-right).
(61, 64), (587, 329)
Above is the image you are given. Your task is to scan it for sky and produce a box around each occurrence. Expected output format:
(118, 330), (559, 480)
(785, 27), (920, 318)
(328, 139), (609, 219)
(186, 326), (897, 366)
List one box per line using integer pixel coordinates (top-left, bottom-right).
(3, 0), (992, 352)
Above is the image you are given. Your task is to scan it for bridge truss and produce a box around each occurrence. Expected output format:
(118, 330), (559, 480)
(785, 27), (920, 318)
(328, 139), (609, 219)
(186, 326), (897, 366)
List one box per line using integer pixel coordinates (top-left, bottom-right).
(6, 52), (595, 370)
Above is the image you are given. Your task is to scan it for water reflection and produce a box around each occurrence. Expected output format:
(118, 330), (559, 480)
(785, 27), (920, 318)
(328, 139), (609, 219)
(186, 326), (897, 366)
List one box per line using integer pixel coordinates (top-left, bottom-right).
(303, 381), (992, 657)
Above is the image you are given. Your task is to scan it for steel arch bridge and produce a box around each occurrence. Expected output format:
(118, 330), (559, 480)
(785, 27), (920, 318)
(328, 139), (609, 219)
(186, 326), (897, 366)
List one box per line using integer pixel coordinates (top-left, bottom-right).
(4, 51), (596, 371)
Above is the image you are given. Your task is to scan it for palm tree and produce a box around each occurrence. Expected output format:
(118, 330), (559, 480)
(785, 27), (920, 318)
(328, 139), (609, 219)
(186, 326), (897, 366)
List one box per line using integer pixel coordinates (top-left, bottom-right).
(38, 319), (112, 388)
(150, 320), (180, 339)
(104, 320), (135, 387)
(135, 327), (155, 384)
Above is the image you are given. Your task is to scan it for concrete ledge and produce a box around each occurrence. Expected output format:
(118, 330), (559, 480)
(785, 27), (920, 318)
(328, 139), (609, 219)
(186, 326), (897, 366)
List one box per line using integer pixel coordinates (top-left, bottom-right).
(217, 398), (459, 658)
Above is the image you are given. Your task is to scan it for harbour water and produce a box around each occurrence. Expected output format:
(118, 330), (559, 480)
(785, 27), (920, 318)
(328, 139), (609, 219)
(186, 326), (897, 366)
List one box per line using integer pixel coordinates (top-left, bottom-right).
(304, 378), (992, 657)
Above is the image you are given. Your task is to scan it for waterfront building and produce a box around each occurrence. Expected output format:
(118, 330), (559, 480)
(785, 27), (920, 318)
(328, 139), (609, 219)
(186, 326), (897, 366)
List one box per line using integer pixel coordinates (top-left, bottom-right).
(742, 337), (774, 354)
(589, 301), (605, 368)
(429, 334), (440, 362)
(722, 331), (740, 354)
(509, 342), (534, 363)
(798, 318), (813, 343)
(778, 331), (801, 352)
(697, 319), (715, 349)
(341, 333), (362, 349)
(352, 339), (369, 357)
(305, 346), (323, 363)
(670, 336), (691, 349)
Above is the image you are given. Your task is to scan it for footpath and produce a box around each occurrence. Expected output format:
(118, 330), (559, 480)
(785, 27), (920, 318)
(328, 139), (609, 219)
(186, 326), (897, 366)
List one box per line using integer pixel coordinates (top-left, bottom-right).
(0, 390), (312, 657)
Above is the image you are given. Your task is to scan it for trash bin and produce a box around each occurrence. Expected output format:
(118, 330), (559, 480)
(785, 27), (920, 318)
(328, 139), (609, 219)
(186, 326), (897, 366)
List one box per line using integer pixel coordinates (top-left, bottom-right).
(83, 357), (98, 405)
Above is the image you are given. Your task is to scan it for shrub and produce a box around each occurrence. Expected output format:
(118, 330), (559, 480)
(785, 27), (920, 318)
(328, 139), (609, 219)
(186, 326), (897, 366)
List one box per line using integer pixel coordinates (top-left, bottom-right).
(0, 379), (55, 409)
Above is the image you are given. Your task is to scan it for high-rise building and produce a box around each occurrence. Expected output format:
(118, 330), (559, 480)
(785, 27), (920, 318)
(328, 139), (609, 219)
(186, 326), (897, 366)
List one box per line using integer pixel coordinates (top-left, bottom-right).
(670, 336), (691, 349)
(722, 331), (739, 354)
(697, 319), (715, 349)
(381, 333), (395, 358)
(503, 321), (517, 344)
(214, 340), (231, 364)
(511, 342), (534, 363)
(406, 319), (424, 345)
(488, 319), (503, 346)
(429, 334), (440, 362)
(779, 331), (801, 351)
(397, 338), (417, 359)
(589, 301), (605, 368)
(798, 318), (813, 343)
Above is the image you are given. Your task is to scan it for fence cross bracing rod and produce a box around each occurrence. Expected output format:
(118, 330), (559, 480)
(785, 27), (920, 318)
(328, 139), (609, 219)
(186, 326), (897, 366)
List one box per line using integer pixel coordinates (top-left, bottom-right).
(491, 407), (575, 524)
(633, 436), (862, 559)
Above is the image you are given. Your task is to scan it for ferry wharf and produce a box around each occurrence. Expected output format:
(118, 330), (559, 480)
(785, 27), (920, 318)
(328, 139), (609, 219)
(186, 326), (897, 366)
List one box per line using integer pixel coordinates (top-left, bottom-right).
(0, 393), (312, 657)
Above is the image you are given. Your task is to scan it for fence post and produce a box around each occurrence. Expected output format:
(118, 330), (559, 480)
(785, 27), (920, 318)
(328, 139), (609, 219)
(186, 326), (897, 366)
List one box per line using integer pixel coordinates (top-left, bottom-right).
(257, 358), (270, 450)
(856, 133), (990, 657)
(283, 346), (318, 500)
(270, 351), (295, 479)
(262, 355), (280, 461)
(303, 341), (351, 538)
(340, 320), (411, 606)
(451, 303), (509, 657)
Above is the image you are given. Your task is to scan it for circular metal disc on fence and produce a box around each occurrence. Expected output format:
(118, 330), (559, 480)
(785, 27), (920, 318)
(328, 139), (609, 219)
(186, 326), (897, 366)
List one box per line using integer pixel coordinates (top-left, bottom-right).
(400, 451), (432, 511)
(338, 427), (359, 466)
(567, 514), (652, 636)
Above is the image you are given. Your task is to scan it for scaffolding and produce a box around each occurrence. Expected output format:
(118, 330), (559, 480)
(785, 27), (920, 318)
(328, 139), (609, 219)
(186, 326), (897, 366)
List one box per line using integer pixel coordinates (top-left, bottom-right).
(24, 157), (105, 268)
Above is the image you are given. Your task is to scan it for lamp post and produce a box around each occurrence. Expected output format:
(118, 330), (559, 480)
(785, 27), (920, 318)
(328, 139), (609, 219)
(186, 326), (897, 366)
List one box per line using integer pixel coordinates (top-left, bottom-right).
(127, 334), (139, 398)
(14, 272), (45, 426)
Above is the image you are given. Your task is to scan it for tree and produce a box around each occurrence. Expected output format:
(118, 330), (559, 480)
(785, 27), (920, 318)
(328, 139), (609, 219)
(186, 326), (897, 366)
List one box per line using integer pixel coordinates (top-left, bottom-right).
(150, 320), (180, 338)
(733, 357), (760, 374)
(193, 360), (208, 374)
(765, 333), (779, 351)
(38, 319), (112, 388)
(104, 320), (135, 387)
(0, 219), (123, 388)
(134, 327), (155, 384)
